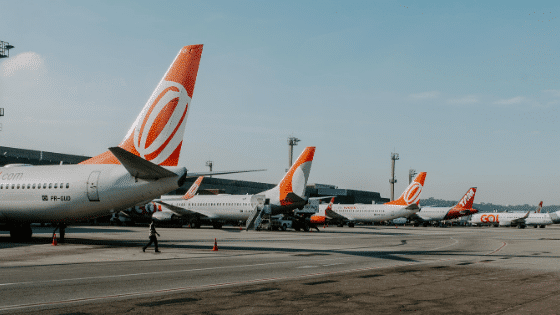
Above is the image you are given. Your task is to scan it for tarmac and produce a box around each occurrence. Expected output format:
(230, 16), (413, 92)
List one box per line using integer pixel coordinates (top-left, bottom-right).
(2, 224), (560, 314)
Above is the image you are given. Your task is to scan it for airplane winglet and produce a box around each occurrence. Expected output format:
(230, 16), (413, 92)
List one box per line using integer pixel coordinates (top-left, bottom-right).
(109, 147), (178, 180)
(182, 176), (203, 199)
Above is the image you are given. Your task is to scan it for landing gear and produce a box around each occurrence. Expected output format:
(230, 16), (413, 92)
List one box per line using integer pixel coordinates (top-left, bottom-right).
(212, 222), (223, 229)
(348, 222), (355, 228)
(189, 219), (201, 229)
(9, 223), (32, 241)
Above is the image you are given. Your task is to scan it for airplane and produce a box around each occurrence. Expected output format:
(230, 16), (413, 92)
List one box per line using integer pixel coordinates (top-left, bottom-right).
(0, 45), (211, 241)
(536, 201), (543, 213)
(409, 187), (479, 227)
(310, 172), (427, 227)
(150, 147), (316, 229)
(150, 176), (263, 228)
(470, 202), (560, 228)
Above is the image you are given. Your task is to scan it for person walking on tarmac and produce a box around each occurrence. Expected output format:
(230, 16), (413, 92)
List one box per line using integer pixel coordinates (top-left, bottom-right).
(143, 220), (160, 253)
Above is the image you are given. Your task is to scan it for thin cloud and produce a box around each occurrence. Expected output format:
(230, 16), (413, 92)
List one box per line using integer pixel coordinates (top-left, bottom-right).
(492, 96), (525, 105)
(446, 95), (479, 105)
(410, 91), (440, 99)
(1, 52), (45, 77)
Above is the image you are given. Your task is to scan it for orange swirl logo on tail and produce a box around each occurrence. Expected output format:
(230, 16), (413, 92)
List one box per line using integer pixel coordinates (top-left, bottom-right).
(403, 182), (423, 205)
(134, 81), (191, 165)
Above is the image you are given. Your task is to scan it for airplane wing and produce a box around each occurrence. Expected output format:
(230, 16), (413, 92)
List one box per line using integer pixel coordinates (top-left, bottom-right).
(325, 209), (352, 221)
(185, 169), (266, 178)
(510, 211), (531, 224)
(154, 200), (214, 219)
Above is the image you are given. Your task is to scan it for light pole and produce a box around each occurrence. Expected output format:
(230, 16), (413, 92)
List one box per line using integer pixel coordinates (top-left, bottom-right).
(0, 41), (14, 59)
(409, 169), (417, 184)
(287, 136), (300, 171)
(390, 153), (399, 201)
(206, 160), (213, 177)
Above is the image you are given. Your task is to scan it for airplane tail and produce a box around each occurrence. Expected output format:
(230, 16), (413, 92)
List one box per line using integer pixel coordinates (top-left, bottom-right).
(182, 176), (204, 200)
(325, 197), (335, 211)
(80, 45), (204, 166)
(536, 201), (543, 213)
(385, 172), (427, 206)
(264, 146), (315, 206)
(452, 187), (477, 210)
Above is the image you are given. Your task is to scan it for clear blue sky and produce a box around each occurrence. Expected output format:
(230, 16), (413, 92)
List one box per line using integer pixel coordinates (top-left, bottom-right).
(1, 1), (558, 205)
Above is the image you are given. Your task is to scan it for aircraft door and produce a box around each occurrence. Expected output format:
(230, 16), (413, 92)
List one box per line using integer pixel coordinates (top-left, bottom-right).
(87, 171), (101, 202)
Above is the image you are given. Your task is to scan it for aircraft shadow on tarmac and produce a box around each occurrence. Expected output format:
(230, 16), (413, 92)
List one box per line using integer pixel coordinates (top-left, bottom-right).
(0, 227), (135, 249)
(2, 235), (560, 264)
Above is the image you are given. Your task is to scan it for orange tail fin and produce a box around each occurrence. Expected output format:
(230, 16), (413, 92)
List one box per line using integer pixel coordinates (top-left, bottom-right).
(385, 172), (427, 206)
(80, 45), (204, 166)
(452, 187), (477, 210)
(536, 201), (543, 213)
(326, 197), (335, 211)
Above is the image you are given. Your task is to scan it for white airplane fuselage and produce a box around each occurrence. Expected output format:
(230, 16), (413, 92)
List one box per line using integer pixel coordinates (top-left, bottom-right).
(0, 164), (185, 222)
(157, 194), (265, 221)
(319, 203), (419, 222)
(470, 211), (560, 227)
(416, 207), (450, 221)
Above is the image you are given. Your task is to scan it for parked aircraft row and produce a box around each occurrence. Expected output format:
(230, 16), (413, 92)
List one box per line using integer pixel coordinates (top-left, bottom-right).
(0, 45), (257, 240)
(0, 44), (553, 241)
(470, 202), (560, 228)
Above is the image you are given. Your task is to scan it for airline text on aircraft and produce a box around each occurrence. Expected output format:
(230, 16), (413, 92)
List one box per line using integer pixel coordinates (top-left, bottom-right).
(0, 172), (23, 181)
(459, 189), (475, 207)
(480, 214), (499, 223)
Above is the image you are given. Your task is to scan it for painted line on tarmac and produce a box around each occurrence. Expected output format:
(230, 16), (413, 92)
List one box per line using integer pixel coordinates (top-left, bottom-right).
(485, 242), (507, 256)
(0, 257), (347, 287)
(0, 258), (456, 312)
(430, 237), (459, 251)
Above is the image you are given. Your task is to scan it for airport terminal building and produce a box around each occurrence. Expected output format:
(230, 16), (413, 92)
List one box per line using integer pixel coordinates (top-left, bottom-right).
(0, 146), (390, 205)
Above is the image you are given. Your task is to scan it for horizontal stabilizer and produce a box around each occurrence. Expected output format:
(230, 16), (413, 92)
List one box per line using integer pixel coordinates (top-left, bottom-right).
(109, 147), (178, 180)
(405, 204), (420, 211)
(185, 169), (266, 178)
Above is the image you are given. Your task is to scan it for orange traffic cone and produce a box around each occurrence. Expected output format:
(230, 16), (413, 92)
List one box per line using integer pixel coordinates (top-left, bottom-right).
(212, 238), (218, 251)
(323, 224), (326, 229)
(52, 233), (58, 246)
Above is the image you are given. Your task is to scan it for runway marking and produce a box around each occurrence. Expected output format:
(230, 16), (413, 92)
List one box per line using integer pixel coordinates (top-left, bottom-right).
(485, 242), (507, 256)
(0, 257), (346, 287)
(430, 237), (459, 251)
(0, 258), (456, 312)
(322, 263), (345, 267)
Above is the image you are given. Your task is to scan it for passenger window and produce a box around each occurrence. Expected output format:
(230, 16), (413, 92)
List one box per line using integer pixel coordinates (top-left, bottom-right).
(54, 183), (58, 189)
(27, 184), (30, 189)
(66, 183), (69, 189)
(60, 183), (63, 189)
(43, 183), (47, 189)
(32, 184), (36, 189)
(17, 184), (20, 189)
(48, 183), (52, 189)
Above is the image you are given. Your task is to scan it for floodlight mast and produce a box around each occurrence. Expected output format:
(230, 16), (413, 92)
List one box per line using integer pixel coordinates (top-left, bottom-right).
(206, 160), (213, 178)
(390, 152), (399, 201)
(409, 169), (417, 184)
(0, 41), (14, 59)
(287, 136), (300, 170)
